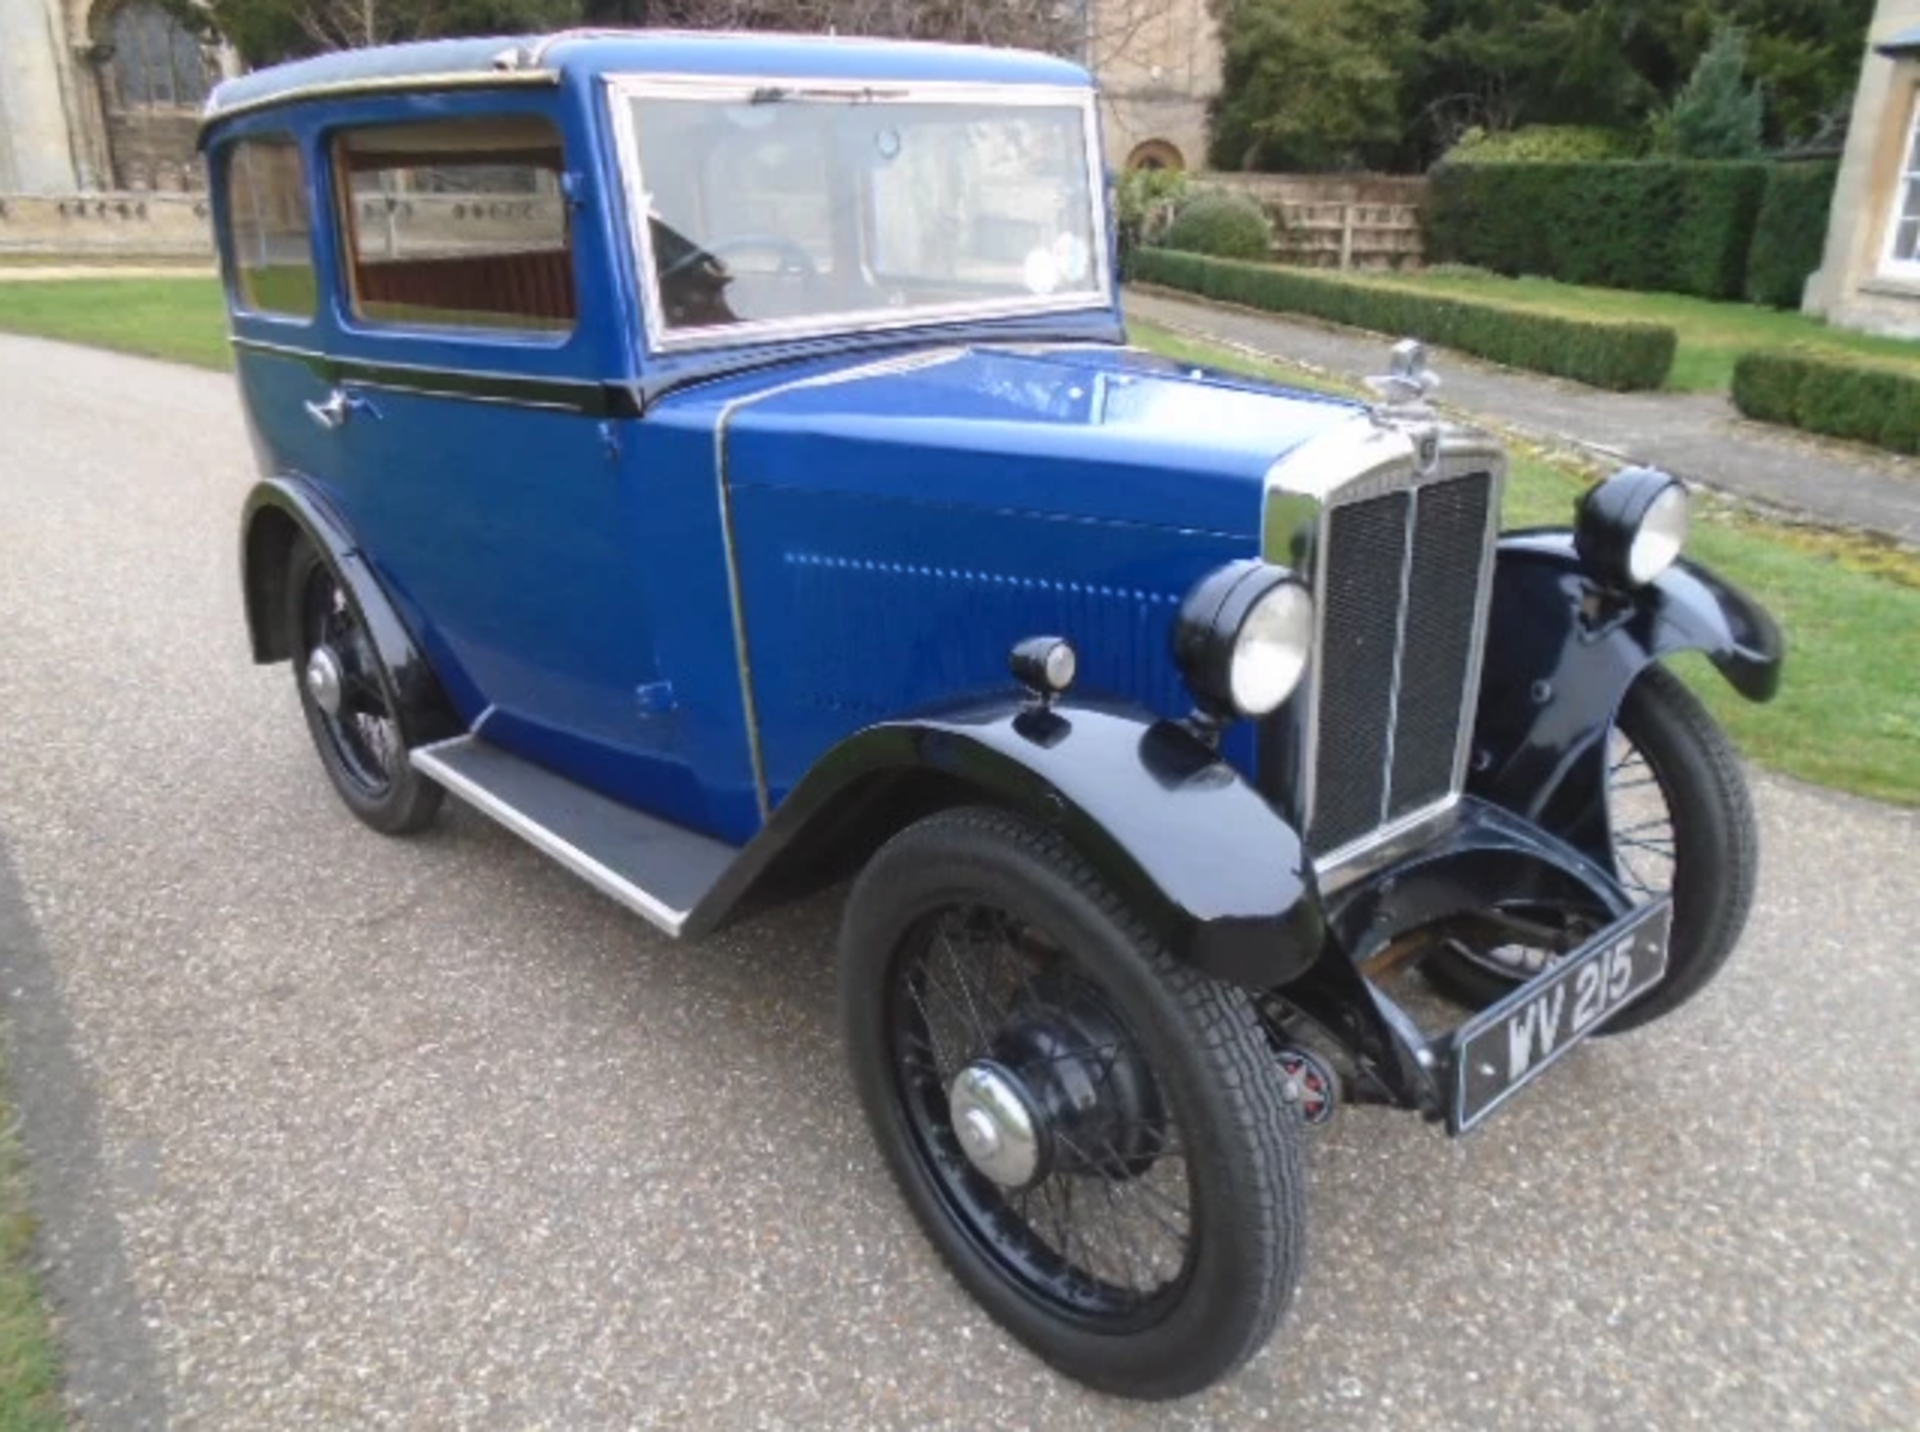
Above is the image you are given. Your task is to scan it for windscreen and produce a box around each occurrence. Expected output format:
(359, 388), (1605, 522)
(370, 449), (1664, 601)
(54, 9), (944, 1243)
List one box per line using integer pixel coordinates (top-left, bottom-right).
(624, 85), (1105, 343)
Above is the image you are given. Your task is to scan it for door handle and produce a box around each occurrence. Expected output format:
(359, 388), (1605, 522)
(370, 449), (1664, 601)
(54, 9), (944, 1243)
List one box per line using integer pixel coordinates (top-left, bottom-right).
(304, 387), (379, 430)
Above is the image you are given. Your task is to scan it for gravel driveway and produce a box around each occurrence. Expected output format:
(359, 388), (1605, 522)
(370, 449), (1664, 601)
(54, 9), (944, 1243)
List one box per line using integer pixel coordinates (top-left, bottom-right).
(1, 333), (1915, 1429)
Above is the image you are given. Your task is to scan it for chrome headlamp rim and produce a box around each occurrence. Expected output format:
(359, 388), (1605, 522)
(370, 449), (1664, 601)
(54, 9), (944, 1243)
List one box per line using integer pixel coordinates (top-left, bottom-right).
(1174, 559), (1315, 721)
(1575, 466), (1691, 589)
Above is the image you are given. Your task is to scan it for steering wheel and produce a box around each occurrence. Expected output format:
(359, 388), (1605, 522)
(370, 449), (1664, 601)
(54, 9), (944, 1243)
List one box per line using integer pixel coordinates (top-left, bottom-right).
(661, 233), (820, 284)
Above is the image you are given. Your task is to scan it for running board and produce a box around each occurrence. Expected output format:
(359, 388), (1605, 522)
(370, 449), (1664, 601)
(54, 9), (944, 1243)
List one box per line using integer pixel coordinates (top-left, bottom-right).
(410, 736), (738, 937)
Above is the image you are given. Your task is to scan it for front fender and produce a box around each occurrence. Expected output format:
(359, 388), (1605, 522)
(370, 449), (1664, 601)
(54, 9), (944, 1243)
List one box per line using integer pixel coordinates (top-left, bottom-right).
(1470, 530), (1783, 857)
(688, 694), (1325, 990)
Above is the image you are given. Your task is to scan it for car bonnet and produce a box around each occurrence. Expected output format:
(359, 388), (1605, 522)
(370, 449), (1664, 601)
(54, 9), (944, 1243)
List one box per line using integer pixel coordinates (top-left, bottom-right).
(702, 344), (1368, 539)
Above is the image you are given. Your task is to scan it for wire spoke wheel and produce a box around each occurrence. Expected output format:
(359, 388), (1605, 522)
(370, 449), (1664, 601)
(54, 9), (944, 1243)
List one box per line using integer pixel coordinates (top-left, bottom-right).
(299, 563), (400, 799)
(840, 808), (1302, 1399)
(1606, 731), (1676, 900)
(1424, 664), (1757, 1031)
(1463, 722), (1677, 984)
(892, 902), (1193, 1320)
(285, 538), (443, 835)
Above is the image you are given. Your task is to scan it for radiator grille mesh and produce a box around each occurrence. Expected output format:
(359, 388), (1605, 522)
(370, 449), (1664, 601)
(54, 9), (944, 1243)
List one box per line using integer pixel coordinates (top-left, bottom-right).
(1305, 470), (1494, 855)
(1310, 493), (1409, 853)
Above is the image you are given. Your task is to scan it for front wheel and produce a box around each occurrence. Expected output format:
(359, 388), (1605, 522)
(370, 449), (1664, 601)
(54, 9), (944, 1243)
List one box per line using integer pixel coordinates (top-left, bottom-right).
(839, 808), (1304, 1399)
(1429, 663), (1758, 1031)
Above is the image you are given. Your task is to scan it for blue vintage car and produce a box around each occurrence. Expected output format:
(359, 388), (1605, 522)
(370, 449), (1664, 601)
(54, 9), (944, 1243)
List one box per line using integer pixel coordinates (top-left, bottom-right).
(204, 30), (1782, 1398)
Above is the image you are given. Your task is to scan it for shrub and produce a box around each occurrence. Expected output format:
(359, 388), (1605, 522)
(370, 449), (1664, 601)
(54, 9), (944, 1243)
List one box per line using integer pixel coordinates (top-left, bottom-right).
(1442, 125), (1640, 164)
(1732, 348), (1920, 454)
(1162, 193), (1272, 262)
(1424, 160), (1769, 300)
(1115, 167), (1189, 279)
(1131, 249), (1676, 391)
(1745, 161), (1840, 308)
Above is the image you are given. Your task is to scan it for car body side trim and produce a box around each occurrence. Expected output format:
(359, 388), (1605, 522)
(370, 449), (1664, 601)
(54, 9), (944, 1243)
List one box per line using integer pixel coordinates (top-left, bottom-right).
(229, 337), (647, 417)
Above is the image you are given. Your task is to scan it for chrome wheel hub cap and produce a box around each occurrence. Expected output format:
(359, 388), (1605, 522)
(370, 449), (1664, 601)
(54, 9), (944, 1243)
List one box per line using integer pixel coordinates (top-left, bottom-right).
(949, 1062), (1042, 1188)
(305, 646), (345, 718)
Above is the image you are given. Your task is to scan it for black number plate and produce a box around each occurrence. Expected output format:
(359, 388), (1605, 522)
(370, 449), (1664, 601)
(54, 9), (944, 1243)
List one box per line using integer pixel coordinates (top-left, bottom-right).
(1452, 899), (1672, 1133)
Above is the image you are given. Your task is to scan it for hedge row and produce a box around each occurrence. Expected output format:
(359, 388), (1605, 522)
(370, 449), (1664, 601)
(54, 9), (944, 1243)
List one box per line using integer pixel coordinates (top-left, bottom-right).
(1731, 349), (1920, 454)
(1131, 248), (1677, 392)
(1425, 161), (1771, 301)
(1745, 161), (1841, 308)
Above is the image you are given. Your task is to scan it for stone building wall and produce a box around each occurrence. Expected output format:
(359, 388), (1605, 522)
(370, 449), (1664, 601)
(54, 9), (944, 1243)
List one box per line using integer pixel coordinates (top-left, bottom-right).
(1091, 0), (1220, 172)
(0, 0), (84, 192)
(0, 192), (212, 255)
(1805, 0), (1920, 334)
(102, 109), (205, 191)
(0, 0), (214, 198)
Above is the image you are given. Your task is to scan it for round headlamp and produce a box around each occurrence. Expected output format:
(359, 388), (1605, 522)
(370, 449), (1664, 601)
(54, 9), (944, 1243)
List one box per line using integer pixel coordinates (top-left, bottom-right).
(1175, 560), (1315, 721)
(1575, 467), (1691, 587)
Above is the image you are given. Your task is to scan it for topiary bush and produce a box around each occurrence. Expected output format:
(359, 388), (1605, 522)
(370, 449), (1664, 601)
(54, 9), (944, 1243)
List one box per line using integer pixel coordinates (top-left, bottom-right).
(1131, 249), (1676, 391)
(1732, 348), (1920, 454)
(1424, 160), (1769, 300)
(1442, 125), (1640, 164)
(1745, 161), (1840, 308)
(1161, 193), (1273, 262)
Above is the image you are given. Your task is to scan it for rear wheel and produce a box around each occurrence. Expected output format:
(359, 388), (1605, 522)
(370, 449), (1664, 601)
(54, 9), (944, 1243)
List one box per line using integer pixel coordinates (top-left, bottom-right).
(286, 539), (442, 835)
(1427, 663), (1757, 1031)
(839, 808), (1304, 1399)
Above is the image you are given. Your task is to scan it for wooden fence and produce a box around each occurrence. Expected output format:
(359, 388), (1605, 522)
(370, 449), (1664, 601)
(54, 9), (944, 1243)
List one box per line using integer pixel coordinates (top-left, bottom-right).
(1197, 173), (1429, 271)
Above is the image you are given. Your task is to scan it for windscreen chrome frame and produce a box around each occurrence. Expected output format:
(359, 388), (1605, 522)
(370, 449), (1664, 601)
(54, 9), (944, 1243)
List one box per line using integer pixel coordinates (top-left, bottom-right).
(604, 74), (1113, 354)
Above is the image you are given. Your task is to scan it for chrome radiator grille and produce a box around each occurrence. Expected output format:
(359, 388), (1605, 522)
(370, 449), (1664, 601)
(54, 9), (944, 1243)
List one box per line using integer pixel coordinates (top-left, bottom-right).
(1306, 469), (1496, 857)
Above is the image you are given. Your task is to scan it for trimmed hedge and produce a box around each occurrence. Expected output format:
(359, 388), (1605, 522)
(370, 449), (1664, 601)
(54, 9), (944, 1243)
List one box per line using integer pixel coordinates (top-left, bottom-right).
(1443, 125), (1641, 164)
(1131, 248), (1677, 392)
(1426, 160), (1770, 300)
(1745, 161), (1841, 309)
(1731, 348), (1920, 454)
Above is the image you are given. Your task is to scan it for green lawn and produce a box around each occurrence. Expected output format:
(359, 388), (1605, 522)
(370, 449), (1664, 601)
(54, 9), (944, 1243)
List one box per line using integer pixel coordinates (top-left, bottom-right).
(1131, 319), (1920, 807)
(0, 277), (230, 371)
(1, 282), (1913, 805)
(1346, 270), (1920, 393)
(0, 1053), (62, 1432)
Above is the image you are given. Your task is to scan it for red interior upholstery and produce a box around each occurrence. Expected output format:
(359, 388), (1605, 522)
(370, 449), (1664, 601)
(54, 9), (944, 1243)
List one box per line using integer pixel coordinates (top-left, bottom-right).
(356, 249), (577, 323)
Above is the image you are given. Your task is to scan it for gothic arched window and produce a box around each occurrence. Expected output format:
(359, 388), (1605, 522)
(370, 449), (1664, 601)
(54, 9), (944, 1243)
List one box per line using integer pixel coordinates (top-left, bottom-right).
(108, 2), (214, 109)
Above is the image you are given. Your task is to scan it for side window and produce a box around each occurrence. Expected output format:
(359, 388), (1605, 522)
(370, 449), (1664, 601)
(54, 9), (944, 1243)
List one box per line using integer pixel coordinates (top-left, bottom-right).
(334, 116), (575, 333)
(224, 136), (316, 318)
(1884, 93), (1920, 277)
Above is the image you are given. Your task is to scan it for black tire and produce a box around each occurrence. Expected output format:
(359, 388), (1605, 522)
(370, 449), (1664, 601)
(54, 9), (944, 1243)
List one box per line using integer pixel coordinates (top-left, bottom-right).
(286, 538), (443, 835)
(839, 807), (1304, 1399)
(1427, 663), (1757, 1032)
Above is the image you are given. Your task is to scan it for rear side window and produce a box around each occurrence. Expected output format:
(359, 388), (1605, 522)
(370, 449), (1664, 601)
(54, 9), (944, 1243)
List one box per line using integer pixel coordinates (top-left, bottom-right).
(334, 116), (575, 334)
(224, 136), (316, 317)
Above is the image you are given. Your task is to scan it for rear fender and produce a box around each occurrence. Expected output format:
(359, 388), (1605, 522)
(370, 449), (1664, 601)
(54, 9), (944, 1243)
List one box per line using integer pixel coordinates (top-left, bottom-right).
(239, 477), (461, 748)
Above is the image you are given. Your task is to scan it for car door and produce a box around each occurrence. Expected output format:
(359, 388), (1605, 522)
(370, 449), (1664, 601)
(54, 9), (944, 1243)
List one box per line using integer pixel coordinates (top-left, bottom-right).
(305, 103), (689, 821)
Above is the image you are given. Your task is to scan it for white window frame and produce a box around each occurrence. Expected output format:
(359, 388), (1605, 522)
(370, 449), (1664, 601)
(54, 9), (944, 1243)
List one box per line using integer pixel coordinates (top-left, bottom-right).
(1880, 89), (1920, 277)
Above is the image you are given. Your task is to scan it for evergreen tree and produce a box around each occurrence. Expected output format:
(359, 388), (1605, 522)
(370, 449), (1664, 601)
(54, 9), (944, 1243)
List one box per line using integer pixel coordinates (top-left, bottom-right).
(1653, 24), (1765, 158)
(1207, 0), (1423, 172)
